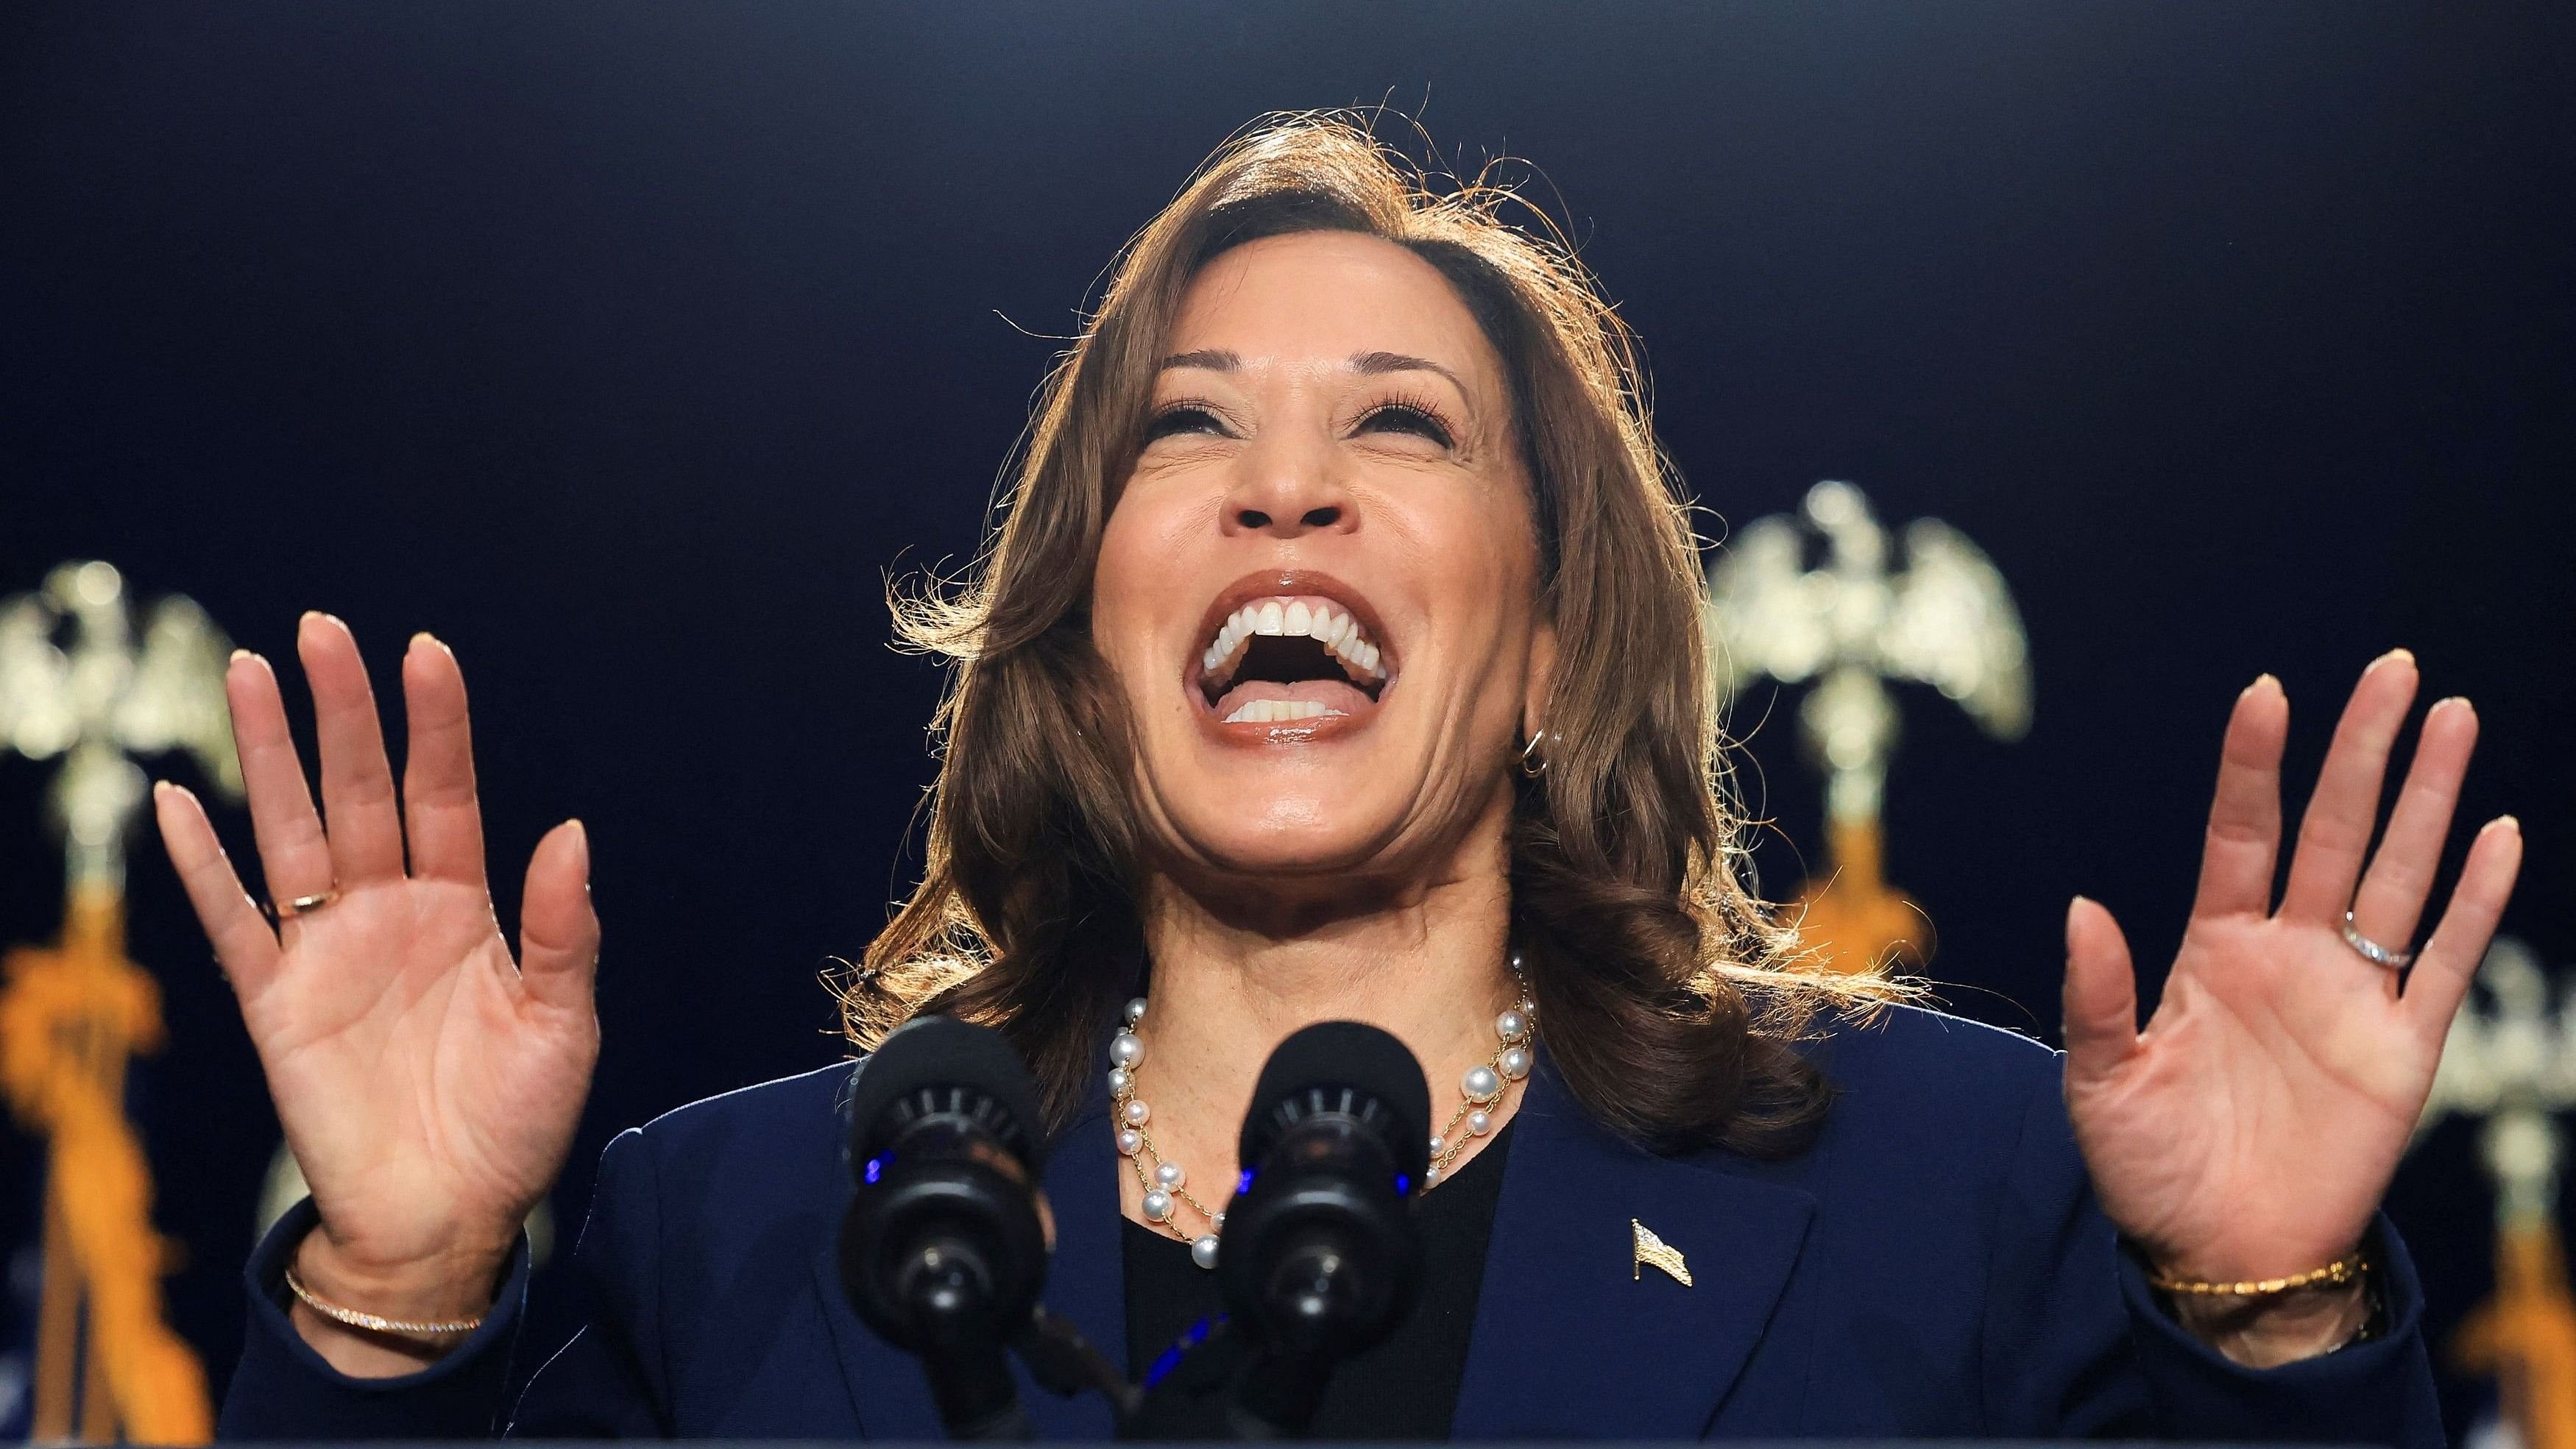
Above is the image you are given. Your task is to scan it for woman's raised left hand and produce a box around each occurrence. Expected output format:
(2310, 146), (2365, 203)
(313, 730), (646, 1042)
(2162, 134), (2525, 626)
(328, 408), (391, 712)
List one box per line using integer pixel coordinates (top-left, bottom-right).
(2062, 651), (2522, 1359)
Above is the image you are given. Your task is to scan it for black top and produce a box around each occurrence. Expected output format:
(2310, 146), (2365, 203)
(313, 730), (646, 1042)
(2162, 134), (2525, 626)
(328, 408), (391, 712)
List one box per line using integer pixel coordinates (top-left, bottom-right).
(1119, 1119), (1517, 1439)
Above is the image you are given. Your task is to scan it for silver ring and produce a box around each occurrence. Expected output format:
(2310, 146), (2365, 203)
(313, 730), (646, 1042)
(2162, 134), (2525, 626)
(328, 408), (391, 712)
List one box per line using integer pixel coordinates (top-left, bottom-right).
(2341, 911), (2415, 972)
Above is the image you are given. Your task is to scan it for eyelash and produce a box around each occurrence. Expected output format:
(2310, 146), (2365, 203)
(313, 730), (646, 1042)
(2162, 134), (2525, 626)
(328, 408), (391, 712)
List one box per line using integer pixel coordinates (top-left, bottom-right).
(1142, 400), (1229, 442)
(1353, 394), (1456, 448)
(1140, 394), (1459, 449)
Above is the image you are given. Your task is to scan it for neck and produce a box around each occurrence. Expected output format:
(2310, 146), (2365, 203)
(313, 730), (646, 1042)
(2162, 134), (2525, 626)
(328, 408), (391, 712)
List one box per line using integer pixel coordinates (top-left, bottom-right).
(1119, 795), (1526, 1230)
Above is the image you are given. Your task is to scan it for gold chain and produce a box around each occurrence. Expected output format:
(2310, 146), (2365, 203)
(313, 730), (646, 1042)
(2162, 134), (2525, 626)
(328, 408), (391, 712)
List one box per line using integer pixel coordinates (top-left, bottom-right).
(2143, 1250), (2370, 1297)
(1109, 974), (1537, 1254)
(283, 1261), (485, 1340)
(1427, 1030), (1528, 1180)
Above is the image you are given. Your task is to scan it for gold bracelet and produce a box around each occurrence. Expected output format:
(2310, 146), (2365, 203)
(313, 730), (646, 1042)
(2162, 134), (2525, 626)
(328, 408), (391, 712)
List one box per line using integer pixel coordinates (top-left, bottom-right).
(2144, 1250), (2370, 1298)
(283, 1262), (486, 1340)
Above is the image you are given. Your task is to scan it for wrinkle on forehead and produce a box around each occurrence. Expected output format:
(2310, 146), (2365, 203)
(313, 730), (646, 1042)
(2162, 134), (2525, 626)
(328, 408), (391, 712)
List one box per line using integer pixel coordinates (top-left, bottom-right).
(1161, 232), (1510, 430)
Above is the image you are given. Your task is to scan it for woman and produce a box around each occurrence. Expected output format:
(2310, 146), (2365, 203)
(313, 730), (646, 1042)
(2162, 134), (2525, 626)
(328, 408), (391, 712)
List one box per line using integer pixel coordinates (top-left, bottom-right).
(166, 117), (2519, 1441)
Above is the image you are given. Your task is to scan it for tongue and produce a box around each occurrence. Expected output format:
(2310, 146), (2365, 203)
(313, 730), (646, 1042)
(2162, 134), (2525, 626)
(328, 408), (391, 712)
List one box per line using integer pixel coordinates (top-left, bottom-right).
(1212, 677), (1379, 720)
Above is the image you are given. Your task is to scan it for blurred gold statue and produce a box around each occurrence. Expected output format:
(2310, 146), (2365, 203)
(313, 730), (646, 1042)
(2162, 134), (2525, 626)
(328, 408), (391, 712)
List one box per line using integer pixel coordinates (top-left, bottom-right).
(1705, 481), (2030, 972)
(2421, 937), (2576, 1449)
(0, 561), (238, 1444)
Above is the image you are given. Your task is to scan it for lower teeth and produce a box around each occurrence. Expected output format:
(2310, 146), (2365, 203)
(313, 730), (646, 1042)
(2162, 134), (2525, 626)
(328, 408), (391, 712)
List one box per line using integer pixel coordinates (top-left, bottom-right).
(1223, 699), (1342, 725)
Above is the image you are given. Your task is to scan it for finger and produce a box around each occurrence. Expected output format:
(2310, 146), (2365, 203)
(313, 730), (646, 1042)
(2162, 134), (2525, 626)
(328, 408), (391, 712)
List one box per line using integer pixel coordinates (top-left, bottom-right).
(518, 820), (599, 1011)
(2402, 816), (2525, 1035)
(2280, 650), (2420, 924)
(2190, 676), (2288, 921)
(2062, 896), (2142, 1087)
(298, 612), (407, 885)
(2350, 697), (2478, 953)
(227, 648), (336, 902)
(152, 781), (282, 991)
(401, 633), (487, 888)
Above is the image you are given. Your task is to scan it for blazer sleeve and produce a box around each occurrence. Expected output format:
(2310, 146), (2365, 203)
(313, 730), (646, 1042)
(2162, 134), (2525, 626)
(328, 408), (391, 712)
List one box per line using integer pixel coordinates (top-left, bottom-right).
(1978, 1060), (2448, 1445)
(506, 1127), (671, 1435)
(216, 1128), (672, 1439)
(216, 1198), (531, 1439)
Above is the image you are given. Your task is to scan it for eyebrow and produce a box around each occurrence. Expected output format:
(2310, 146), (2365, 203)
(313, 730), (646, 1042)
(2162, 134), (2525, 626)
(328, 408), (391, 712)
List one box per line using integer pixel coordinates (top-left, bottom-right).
(1156, 347), (1469, 399)
(1350, 350), (1468, 398)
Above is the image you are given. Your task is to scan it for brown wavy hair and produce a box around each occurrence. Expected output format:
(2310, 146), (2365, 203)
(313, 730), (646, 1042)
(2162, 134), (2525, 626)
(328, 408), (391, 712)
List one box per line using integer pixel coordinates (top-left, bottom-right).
(838, 113), (1892, 1159)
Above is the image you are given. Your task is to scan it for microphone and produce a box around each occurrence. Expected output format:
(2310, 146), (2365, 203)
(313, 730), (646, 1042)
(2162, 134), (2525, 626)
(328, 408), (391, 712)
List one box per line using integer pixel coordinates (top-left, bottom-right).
(1215, 1021), (1432, 1436)
(837, 1013), (1052, 1439)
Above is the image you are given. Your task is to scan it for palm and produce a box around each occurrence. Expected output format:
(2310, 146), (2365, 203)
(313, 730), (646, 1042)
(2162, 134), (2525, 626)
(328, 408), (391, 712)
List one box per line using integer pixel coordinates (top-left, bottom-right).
(156, 616), (598, 1274)
(2064, 656), (2522, 1283)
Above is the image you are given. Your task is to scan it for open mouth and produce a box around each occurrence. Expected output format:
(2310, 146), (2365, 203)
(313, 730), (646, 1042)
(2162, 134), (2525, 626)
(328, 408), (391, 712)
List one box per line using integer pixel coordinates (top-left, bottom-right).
(1196, 594), (1389, 725)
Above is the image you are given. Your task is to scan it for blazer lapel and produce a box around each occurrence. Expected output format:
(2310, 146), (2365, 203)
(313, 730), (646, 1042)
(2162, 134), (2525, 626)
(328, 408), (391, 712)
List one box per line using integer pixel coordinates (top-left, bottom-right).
(810, 1060), (1128, 1441)
(1451, 1062), (1818, 1439)
(809, 1058), (946, 1441)
(1023, 1094), (1125, 1439)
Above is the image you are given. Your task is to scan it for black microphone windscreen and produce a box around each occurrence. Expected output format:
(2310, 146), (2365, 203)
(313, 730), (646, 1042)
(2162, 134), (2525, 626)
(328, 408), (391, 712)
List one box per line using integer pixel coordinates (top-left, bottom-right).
(1240, 1021), (1431, 1177)
(844, 1013), (1048, 1172)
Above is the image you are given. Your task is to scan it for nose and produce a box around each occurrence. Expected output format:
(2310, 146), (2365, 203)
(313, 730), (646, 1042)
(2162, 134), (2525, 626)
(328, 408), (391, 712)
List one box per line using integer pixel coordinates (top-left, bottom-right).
(1220, 435), (1356, 539)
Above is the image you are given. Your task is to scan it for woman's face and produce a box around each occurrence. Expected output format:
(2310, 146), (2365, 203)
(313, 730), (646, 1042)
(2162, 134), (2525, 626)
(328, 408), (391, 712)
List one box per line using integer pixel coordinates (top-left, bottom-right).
(1092, 230), (1552, 901)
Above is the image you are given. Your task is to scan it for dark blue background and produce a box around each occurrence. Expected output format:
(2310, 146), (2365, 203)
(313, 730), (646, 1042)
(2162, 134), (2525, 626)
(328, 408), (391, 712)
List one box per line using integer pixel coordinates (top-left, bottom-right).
(2, 3), (2567, 1437)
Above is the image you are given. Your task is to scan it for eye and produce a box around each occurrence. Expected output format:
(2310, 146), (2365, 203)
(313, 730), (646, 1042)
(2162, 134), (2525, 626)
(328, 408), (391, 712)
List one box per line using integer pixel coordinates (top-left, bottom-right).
(1354, 400), (1455, 449)
(1143, 403), (1229, 443)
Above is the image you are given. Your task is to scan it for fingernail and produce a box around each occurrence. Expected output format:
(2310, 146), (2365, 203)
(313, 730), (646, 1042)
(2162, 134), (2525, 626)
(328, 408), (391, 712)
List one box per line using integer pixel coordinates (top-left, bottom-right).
(568, 818), (590, 870)
(409, 631), (439, 654)
(2374, 647), (2416, 670)
(228, 648), (253, 666)
(2496, 815), (2522, 835)
(2243, 673), (2280, 697)
(151, 779), (171, 800)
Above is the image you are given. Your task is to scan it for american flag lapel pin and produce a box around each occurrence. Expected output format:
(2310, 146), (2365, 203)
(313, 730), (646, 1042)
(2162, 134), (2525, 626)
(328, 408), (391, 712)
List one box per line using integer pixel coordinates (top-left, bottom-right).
(1632, 1218), (1694, 1286)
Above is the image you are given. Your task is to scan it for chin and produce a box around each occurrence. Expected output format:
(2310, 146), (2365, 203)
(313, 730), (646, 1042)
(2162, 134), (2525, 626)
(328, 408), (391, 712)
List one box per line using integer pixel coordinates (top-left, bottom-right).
(1153, 783), (1406, 881)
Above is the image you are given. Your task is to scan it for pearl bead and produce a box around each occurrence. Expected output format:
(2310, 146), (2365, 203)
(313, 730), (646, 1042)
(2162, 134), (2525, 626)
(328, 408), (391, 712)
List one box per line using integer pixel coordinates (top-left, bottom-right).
(1191, 1234), (1220, 1269)
(1154, 1161), (1186, 1190)
(1116, 1128), (1143, 1156)
(1424, 1165), (1445, 1188)
(1212, 1211), (1225, 1228)
(1499, 1046), (1532, 1080)
(1110, 1032), (1145, 1069)
(1142, 1190), (1172, 1222)
(1462, 1065), (1503, 1102)
(1496, 1009), (1529, 1043)
(1123, 1099), (1151, 1126)
(1106, 1067), (1133, 1096)
(1124, 997), (1148, 1025)
(1428, 1135), (1445, 1155)
(1468, 1110), (1492, 1136)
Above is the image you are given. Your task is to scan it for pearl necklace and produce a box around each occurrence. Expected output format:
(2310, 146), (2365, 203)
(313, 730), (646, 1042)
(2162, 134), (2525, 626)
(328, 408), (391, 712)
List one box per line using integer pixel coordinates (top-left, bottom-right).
(1107, 961), (1539, 1271)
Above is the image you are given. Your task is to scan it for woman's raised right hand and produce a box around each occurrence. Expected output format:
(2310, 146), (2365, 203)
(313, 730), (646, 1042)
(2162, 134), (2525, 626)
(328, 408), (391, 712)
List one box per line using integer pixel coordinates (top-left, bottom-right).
(155, 613), (598, 1371)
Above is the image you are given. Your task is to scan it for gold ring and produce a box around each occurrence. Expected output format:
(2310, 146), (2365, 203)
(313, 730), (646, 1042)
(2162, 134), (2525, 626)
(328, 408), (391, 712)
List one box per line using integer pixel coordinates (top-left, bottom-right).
(276, 890), (339, 918)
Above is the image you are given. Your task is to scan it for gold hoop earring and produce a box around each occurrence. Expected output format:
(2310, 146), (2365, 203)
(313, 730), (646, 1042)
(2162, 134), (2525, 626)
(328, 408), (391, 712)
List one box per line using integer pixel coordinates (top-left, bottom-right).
(1518, 729), (1549, 778)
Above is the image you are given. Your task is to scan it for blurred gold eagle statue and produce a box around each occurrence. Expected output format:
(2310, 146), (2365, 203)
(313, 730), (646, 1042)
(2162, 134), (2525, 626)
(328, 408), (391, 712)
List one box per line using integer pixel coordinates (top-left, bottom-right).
(1705, 481), (2030, 972)
(0, 561), (237, 1443)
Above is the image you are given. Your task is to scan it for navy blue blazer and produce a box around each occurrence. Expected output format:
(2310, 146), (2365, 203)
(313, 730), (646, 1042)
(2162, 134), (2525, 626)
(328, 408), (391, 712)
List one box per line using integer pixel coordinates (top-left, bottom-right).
(222, 1004), (2444, 1442)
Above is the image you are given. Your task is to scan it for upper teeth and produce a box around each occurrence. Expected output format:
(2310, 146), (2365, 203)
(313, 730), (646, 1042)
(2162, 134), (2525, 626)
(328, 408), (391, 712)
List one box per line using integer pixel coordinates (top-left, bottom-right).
(1200, 597), (1385, 684)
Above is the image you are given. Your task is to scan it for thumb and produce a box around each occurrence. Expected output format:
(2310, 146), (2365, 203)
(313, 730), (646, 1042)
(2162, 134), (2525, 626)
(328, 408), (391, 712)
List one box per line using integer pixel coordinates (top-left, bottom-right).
(518, 818), (599, 1008)
(2062, 895), (2140, 1087)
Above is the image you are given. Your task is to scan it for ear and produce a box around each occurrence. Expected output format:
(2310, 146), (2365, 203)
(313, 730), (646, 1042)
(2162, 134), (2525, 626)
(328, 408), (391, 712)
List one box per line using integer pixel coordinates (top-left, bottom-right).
(1521, 618), (1560, 748)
